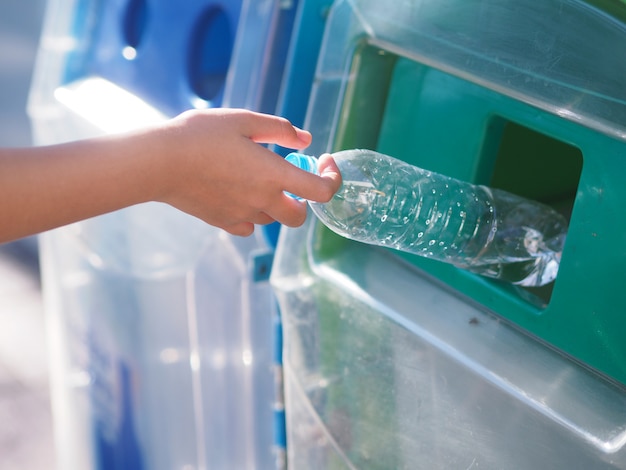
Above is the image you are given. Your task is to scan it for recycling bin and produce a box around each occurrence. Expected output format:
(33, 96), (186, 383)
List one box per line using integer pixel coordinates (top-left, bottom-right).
(271, 0), (626, 468)
(27, 0), (301, 468)
(274, 0), (334, 135)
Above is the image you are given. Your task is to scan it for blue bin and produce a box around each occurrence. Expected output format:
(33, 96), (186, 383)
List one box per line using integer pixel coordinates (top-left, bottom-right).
(63, 0), (242, 115)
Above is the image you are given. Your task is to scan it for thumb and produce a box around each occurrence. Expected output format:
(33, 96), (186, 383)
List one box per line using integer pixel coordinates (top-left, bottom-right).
(282, 153), (342, 203)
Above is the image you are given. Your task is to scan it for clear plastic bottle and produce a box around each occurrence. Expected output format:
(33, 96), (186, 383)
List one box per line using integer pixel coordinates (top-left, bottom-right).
(286, 149), (568, 287)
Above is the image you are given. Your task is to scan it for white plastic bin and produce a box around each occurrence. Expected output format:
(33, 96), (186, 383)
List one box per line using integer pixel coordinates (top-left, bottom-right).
(28, 0), (299, 468)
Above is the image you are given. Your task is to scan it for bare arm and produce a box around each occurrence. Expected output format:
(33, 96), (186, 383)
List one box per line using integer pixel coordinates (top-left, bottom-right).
(0, 108), (341, 243)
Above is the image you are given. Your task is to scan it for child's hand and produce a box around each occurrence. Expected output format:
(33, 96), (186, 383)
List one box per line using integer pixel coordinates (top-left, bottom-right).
(152, 108), (342, 236)
(0, 108), (341, 242)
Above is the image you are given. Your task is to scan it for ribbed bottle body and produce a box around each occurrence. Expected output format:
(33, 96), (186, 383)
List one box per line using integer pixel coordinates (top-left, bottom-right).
(289, 149), (567, 286)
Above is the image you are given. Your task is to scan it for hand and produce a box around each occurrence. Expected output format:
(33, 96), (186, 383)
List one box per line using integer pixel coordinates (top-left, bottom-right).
(133, 108), (342, 236)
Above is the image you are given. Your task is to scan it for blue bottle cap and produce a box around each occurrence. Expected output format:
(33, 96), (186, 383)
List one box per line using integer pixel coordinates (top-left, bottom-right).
(284, 153), (319, 200)
(285, 152), (319, 174)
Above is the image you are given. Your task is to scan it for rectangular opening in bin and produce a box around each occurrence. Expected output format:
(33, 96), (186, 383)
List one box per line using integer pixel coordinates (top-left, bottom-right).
(489, 120), (583, 215)
(320, 41), (584, 311)
(486, 119), (583, 304)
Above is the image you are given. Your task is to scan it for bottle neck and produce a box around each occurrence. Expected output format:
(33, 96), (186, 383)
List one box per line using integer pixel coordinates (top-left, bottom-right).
(285, 153), (319, 175)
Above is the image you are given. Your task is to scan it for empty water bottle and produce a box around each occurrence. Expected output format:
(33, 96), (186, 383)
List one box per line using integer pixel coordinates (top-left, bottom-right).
(286, 149), (568, 287)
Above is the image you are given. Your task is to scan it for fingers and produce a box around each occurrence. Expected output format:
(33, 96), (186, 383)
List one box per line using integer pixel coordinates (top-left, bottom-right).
(252, 212), (275, 226)
(317, 153), (342, 198)
(268, 195), (309, 228)
(224, 222), (255, 237)
(221, 204), (304, 237)
(241, 112), (312, 150)
(281, 153), (342, 203)
(210, 182), (319, 237)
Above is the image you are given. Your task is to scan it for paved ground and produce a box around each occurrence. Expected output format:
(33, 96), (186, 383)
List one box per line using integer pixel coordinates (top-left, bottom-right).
(0, 1), (57, 469)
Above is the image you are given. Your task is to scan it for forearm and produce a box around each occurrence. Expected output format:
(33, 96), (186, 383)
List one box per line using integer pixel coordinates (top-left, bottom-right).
(0, 129), (164, 243)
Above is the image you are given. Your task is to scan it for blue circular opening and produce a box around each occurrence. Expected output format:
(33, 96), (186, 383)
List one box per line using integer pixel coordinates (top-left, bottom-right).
(188, 7), (233, 101)
(122, 0), (149, 49)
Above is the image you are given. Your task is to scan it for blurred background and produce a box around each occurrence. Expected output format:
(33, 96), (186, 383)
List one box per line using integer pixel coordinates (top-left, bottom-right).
(0, 1), (57, 469)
